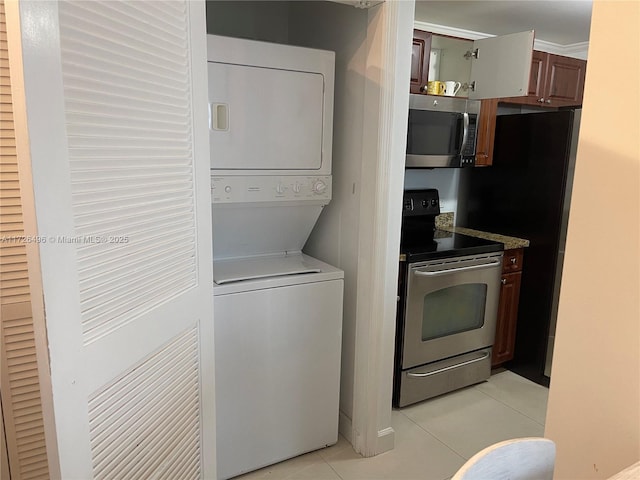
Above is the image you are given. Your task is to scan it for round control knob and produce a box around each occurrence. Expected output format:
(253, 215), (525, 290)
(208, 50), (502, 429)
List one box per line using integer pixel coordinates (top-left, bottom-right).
(311, 180), (327, 194)
(276, 183), (285, 194)
(224, 186), (232, 193)
(293, 182), (301, 193)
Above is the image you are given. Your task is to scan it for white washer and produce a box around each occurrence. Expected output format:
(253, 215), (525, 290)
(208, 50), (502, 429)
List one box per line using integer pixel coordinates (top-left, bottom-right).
(213, 254), (343, 480)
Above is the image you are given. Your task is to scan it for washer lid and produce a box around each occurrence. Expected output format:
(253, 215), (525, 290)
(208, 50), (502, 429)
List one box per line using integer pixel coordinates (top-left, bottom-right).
(214, 253), (321, 284)
(213, 253), (344, 295)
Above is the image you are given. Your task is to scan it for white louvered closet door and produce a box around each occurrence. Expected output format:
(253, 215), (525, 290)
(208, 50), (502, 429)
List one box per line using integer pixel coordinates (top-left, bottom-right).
(17, 1), (214, 478)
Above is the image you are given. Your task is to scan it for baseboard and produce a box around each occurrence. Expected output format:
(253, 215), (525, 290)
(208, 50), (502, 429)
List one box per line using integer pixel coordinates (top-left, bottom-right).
(376, 427), (395, 454)
(338, 410), (395, 456)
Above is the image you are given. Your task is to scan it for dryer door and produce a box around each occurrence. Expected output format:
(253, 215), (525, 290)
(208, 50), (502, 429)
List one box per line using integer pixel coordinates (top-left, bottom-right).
(208, 62), (324, 171)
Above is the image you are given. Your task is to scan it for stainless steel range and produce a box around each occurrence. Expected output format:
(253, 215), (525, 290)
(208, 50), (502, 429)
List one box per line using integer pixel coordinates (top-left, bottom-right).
(394, 189), (504, 407)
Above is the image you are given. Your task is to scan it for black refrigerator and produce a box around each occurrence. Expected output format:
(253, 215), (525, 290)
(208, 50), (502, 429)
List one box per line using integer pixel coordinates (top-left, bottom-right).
(464, 109), (581, 386)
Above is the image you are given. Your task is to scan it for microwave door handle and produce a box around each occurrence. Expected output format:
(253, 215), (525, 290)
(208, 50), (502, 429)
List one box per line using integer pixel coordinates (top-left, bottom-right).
(413, 258), (501, 277)
(460, 112), (469, 153)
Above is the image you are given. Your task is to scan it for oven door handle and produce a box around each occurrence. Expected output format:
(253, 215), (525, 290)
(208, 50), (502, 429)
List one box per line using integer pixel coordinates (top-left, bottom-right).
(407, 352), (490, 378)
(413, 258), (501, 277)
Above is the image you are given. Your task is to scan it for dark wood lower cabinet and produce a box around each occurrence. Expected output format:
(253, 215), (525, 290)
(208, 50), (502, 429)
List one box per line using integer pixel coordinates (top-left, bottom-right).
(492, 249), (524, 367)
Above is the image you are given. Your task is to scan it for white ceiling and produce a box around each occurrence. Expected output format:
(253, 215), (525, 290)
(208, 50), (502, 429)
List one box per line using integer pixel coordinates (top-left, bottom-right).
(414, 1), (593, 46)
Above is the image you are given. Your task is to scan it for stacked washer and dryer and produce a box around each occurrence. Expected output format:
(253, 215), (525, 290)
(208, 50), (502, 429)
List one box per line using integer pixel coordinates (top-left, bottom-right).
(207, 35), (344, 479)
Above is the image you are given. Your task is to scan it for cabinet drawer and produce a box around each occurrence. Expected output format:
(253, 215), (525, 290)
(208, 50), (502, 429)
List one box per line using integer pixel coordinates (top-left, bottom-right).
(502, 248), (524, 273)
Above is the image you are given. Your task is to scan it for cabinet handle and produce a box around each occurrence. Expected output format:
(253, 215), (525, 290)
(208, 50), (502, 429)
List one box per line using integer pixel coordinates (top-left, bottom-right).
(537, 98), (545, 103)
(510, 257), (517, 264)
(545, 99), (552, 104)
(501, 278), (507, 285)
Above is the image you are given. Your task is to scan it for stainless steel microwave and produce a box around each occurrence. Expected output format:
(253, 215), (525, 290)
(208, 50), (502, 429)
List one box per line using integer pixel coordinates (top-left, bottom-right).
(406, 94), (481, 168)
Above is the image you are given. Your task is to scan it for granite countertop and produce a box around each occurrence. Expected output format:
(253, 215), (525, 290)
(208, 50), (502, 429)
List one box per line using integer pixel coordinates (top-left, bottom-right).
(438, 226), (530, 250)
(436, 212), (529, 250)
(398, 212), (529, 261)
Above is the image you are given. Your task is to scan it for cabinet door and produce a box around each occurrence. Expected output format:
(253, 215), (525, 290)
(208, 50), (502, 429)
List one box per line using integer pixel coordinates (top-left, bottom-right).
(410, 30), (431, 94)
(500, 50), (548, 106)
(492, 272), (522, 366)
(475, 98), (498, 166)
(528, 50), (548, 99)
(502, 248), (524, 274)
(500, 52), (587, 107)
(469, 30), (534, 100)
(544, 54), (587, 107)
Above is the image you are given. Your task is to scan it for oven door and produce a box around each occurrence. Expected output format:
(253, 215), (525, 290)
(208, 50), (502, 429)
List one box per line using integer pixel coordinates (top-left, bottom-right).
(402, 252), (503, 369)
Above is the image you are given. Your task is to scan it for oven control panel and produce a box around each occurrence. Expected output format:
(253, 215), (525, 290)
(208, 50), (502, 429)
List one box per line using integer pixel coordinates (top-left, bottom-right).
(211, 175), (332, 204)
(402, 189), (440, 216)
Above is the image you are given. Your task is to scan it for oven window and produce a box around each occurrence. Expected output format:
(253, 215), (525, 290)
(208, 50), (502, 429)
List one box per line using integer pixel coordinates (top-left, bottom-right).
(422, 284), (487, 341)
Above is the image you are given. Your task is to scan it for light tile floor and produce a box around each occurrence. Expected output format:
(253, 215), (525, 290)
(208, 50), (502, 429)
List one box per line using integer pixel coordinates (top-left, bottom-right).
(234, 370), (548, 480)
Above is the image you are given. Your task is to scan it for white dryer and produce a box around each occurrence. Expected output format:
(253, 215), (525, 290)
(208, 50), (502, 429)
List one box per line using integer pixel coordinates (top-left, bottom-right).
(207, 34), (334, 176)
(207, 35), (343, 479)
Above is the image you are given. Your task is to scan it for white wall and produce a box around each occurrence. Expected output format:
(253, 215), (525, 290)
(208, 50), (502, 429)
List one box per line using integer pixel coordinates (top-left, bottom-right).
(288, 0), (369, 424)
(206, 1), (290, 43)
(404, 169), (461, 219)
(544, 1), (640, 478)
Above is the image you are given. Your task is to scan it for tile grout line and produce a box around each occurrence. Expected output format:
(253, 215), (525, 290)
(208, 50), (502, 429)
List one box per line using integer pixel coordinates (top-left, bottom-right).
(397, 409), (470, 465)
(325, 458), (346, 480)
(472, 384), (547, 427)
(318, 450), (347, 480)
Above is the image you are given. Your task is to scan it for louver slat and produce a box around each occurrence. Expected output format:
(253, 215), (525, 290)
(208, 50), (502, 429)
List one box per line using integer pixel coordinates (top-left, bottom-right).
(58, 0), (197, 345)
(88, 327), (200, 480)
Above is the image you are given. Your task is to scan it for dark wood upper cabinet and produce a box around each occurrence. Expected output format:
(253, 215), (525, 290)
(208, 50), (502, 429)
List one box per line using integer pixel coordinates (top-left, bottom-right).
(410, 30), (431, 94)
(502, 51), (587, 107)
(527, 50), (547, 98)
(545, 54), (587, 106)
(475, 98), (498, 166)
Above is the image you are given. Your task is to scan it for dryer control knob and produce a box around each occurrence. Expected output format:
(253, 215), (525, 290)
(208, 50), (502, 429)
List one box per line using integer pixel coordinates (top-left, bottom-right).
(293, 182), (302, 193)
(276, 183), (286, 194)
(312, 180), (327, 194)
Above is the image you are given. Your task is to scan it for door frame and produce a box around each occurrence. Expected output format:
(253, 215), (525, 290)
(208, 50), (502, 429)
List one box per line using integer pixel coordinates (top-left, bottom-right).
(347, 0), (414, 456)
(4, 1), (60, 477)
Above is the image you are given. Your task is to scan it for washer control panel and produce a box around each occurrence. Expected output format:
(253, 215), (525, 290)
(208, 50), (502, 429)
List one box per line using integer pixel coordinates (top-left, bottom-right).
(211, 175), (332, 204)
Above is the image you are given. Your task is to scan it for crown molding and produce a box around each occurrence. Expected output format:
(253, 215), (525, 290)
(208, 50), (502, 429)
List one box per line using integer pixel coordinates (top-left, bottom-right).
(414, 21), (589, 59)
(534, 39), (589, 59)
(414, 20), (489, 40)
